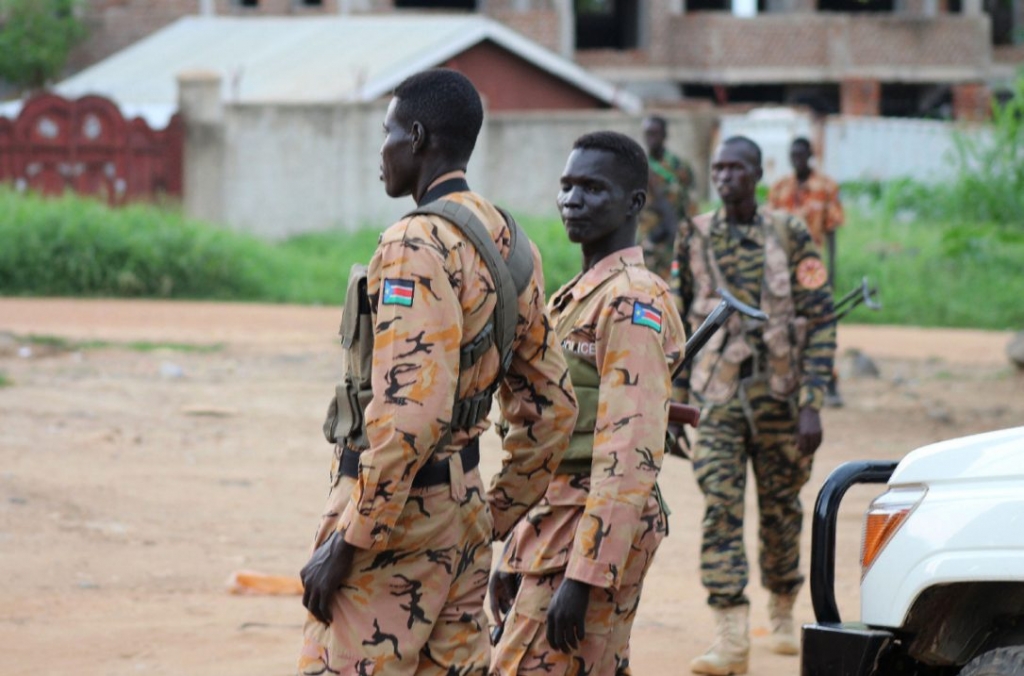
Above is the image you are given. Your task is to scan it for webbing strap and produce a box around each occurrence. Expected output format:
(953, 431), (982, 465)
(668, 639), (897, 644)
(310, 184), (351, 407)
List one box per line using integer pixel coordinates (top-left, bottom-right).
(408, 200), (533, 373)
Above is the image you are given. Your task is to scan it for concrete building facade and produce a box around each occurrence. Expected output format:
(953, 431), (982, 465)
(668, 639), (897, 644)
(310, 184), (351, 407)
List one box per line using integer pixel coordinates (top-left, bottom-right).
(74, 0), (1022, 120)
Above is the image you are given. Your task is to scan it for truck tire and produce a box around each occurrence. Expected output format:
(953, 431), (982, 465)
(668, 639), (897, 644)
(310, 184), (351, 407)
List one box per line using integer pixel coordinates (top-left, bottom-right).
(960, 647), (1024, 675)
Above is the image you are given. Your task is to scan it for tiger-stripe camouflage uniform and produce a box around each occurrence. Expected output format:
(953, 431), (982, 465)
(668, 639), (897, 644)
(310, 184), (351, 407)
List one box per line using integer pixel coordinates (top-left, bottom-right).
(673, 206), (835, 610)
(492, 246), (686, 676)
(299, 181), (578, 676)
(637, 149), (694, 281)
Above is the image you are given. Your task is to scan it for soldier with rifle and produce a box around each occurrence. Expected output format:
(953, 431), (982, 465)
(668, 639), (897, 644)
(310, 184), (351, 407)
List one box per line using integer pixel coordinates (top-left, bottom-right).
(675, 136), (837, 675)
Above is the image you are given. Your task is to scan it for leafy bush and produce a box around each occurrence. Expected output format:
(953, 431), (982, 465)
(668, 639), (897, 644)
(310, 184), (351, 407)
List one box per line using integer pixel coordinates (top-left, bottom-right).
(833, 208), (1024, 330)
(0, 189), (279, 299)
(0, 0), (85, 90)
(842, 73), (1024, 228)
(2, 188), (1021, 330)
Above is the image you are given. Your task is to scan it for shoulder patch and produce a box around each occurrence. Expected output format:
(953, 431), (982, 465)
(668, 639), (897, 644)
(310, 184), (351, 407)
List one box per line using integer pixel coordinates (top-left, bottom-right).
(382, 278), (415, 307)
(795, 257), (828, 290)
(632, 301), (663, 333)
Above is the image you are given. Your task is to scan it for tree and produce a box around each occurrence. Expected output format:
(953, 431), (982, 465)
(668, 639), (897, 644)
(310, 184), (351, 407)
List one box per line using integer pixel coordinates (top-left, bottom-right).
(0, 0), (85, 92)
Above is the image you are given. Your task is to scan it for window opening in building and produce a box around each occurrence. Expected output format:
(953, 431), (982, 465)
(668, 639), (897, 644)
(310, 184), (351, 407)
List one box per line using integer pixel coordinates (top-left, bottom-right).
(302, 0), (324, 6)
(575, 0), (641, 50)
(817, 0), (893, 12)
(687, 0), (730, 10)
(238, 0), (259, 7)
(880, 83), (952, 119)
(985, 0), (1015, 44)
(786, 84), (841, 116)
(395, 0), (477, 8)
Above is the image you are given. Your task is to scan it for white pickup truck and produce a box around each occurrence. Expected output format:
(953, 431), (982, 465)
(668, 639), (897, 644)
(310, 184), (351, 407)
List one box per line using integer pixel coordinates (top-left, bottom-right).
(801, 426), (1024, 676)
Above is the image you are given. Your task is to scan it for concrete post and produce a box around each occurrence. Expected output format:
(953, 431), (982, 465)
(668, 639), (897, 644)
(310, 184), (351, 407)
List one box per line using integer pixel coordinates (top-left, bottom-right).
(554, 0), (575, 60)
(178, 71), (226, 225)
(963, 0), (983, 15)
(199, 0), (215, 16)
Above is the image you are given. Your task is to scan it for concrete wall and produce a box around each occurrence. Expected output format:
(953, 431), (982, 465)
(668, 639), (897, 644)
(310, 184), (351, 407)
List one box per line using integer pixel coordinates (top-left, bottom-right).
(720, 107), (990, 187)
(181, 90), (715, 236)
(822, 116), (989, 184)
(485, 109), (716, 214)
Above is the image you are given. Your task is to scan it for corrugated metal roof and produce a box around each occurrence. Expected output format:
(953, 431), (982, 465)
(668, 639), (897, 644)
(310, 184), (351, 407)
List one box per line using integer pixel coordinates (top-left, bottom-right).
(56, 15), (640, 115)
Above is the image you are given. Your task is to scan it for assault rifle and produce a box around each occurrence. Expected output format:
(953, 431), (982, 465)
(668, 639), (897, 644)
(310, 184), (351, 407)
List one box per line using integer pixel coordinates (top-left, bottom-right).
(668, 277), (881, 429)
(668, 288), (768, 427)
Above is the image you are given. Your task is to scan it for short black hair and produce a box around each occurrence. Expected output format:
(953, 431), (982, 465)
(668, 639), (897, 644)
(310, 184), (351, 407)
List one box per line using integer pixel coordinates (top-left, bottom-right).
(393, 68), (483, 164)
(722, 135), (763, 168)
(572, 131), (648, 193)
(791, 137), (813, 153)
(644, 115), (668, 131)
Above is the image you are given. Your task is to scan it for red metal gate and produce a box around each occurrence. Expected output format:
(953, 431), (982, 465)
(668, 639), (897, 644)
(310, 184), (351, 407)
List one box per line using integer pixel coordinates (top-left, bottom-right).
(0, 93), (183, 205)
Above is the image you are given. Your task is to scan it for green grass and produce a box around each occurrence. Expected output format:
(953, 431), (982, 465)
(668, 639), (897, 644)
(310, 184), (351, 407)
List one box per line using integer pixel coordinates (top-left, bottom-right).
(1, 188), (1022, 330)
(831, 208), (1024, 330)
(0, 372), (11, 388)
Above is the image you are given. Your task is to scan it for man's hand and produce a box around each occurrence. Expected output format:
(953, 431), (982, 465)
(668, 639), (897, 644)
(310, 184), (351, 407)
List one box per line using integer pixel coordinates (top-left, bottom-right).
(300, 531), (356, 625)
(546, 578), (591, 653)
(488, 570), (520, 623)
(797, 406), (823, 456)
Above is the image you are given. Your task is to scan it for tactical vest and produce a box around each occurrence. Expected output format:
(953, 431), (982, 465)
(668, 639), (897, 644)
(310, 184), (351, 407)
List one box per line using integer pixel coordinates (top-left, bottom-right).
(550, 277), (617, 475)
(687, 209), (807, 405)
(323, 199), (535, 452)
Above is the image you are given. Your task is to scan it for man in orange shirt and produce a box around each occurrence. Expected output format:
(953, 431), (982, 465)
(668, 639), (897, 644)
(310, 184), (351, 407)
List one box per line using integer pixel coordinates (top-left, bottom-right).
(769, 137), (845, 407)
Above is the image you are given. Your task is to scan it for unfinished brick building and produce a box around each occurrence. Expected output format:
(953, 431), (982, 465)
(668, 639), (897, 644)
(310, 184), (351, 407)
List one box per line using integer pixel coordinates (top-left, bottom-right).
(75, 0), (1023, 120)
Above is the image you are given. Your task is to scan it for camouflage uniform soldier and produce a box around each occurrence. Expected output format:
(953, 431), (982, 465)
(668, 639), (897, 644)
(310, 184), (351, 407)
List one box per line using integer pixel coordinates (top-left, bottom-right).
(490, 132), (686, 676)
(673, 137), (836, 675)
(298, 69), (578, 676)
(637, 116), (696, 281)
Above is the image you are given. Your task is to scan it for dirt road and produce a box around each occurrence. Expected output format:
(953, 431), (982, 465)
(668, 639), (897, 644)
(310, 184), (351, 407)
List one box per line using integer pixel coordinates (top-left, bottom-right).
(1, 298), (1020, 676)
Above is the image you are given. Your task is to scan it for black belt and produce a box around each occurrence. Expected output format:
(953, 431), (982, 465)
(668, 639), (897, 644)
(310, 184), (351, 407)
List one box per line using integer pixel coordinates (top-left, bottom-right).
(340, 438), (480, 489)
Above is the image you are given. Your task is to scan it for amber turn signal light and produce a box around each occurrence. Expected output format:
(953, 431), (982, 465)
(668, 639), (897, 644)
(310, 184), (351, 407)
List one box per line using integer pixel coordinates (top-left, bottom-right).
(861, 487), (927, 577)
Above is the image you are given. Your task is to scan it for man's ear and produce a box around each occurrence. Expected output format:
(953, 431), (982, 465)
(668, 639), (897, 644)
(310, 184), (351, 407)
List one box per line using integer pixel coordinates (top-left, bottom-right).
(754, 164), (764, 183)
(410, 121), (426, 155)
(629, 188), (647, 217)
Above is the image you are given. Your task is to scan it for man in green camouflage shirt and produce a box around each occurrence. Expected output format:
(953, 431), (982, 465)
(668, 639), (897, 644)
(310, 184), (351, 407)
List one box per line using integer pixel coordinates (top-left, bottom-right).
(637, 115), (695, 281)
(673, 136), (836, 675)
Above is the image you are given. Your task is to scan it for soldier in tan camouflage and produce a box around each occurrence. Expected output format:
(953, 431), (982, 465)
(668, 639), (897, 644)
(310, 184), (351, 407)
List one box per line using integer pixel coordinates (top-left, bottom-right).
(673, 136), (836, 675)
(297, 69), (578, 676)
(489, 131), (686, 676)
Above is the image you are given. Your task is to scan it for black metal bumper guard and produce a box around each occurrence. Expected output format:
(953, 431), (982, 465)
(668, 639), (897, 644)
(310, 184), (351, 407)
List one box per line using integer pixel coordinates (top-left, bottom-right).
(801, 460), (899, 676)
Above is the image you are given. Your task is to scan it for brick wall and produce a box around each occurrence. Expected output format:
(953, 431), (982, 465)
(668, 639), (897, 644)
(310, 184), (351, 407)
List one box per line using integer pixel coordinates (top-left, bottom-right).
(579, 13), (992, 82)
(952, 82), (991, 121)
(840, 78), (881, 116)
(487, 10), (561, 52)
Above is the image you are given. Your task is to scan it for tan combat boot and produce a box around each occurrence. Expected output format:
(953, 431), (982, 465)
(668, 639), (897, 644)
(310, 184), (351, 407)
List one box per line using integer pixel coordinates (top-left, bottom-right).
(690, 605), (750, 675)
(768, 592), (800, 655)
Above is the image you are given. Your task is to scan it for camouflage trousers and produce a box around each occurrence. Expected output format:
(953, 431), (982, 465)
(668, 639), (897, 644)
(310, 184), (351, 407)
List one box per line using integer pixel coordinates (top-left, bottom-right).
(298, 468), (493, 675)
(490, 498), (667, 676)
(692, 382), (813, 609)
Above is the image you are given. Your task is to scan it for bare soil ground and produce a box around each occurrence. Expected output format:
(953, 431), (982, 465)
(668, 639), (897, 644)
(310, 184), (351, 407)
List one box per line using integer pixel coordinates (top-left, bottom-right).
(1, 298), (1021, 676)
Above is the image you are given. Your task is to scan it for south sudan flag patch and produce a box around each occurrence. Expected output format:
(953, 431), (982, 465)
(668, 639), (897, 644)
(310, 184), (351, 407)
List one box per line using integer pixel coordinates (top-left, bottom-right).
(382, 278), (415, 307)
(632, 301), (662, 333)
